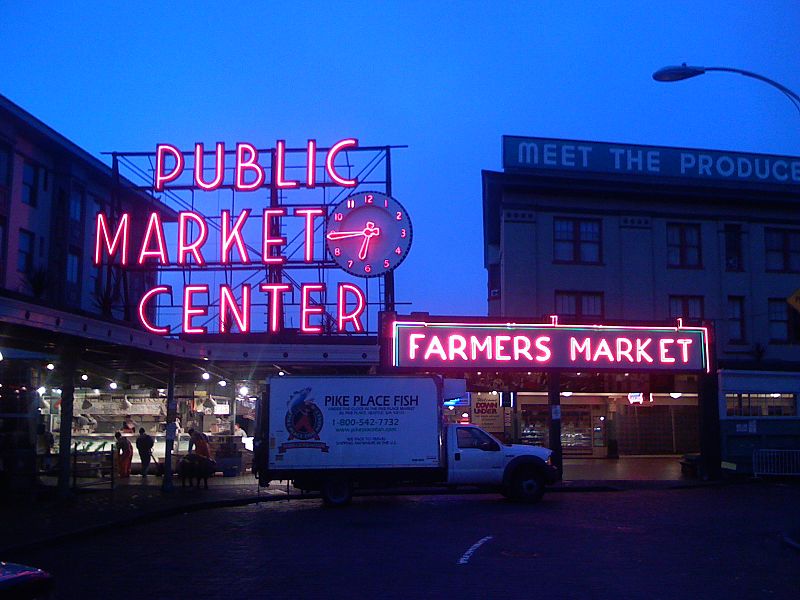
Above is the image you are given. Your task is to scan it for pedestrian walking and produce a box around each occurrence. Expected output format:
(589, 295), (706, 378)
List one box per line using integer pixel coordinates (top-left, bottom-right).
(136, 427), (155, 477)
(115, 431), (133, 478)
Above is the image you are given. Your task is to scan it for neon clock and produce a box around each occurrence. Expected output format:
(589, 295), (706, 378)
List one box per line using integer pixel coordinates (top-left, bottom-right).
(325, 190), (412, 278)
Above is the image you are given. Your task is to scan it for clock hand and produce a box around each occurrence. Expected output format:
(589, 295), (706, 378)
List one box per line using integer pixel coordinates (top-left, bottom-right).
(327, 230), (366, 240)
(357, 222), (381, 260)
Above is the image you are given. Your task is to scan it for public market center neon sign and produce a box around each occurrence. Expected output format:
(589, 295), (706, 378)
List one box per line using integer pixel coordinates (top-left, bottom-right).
(391, 319), (709, 372)
(94, 138), (380, 336)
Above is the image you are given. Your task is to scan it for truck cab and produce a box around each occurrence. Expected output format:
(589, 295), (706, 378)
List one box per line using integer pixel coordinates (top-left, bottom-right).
(447, 424), (560, 502)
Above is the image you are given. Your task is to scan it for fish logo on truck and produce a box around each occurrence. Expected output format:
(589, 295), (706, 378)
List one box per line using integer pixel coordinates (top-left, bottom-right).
(279, 387), (329, 455)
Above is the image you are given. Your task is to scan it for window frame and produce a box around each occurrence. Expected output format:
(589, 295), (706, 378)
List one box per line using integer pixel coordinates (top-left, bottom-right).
(667, 223), (702, 269)
(668, 295), (704, 322)
(765, 228), (800, 274)
(555, 291), (605, 320)
(724, 223), (744, 272)
(17, 228), (34, 274)
(553, 217), (602, 265)
(21, 161), (38, 207)
(727, 295), (746, 344)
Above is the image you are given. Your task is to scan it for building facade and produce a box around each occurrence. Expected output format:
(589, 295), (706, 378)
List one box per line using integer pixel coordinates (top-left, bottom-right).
(483, 135), (800, 472)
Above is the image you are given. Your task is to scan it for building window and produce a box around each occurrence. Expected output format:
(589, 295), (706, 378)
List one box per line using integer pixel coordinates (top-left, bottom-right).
(765, 228), (800, 273)
(667, 223), (701, 268)
(67, 249), (81, 284)
(554, 218), (601, 264)
(69, 188), (83, 222)
(0, 144), (10, 188)
(669, 295), (704, 321)
(726, 393), (796, 417)
(724, 224), (743, 272)
(727, 296), (746, 343)
(22, 161), (38, 207)
(768, 298), (800, 343)
(18, 229), (34, 273)
(555, 291), (604, 319)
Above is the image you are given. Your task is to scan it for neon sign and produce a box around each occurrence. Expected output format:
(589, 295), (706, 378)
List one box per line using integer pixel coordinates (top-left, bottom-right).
(95, 138), (407, 336)
(390, 320), (709, 372)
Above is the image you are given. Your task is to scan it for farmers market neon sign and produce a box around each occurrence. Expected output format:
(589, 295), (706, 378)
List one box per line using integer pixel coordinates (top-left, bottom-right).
(391, 318), (710, 372)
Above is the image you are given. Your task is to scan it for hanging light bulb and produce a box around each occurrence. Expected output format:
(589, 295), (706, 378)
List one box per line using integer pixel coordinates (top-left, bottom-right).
(202, 372), (210, 381)
(46, 363), (55, 371)
(109, 382), (118, 390)
(218, 380), (227, 387)
(81, 374), (89, 381)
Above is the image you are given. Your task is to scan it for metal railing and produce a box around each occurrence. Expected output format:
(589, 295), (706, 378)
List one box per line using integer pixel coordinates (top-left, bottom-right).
(71, 446), (115, 489)
(752, 449), (800, 477)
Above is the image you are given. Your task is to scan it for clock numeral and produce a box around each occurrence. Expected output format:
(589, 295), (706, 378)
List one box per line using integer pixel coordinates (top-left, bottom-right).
(384, 259), (390, 268)
(396, 211), (403, 221)
(401, 228), (407, 238)
(395, 246), (402, 255)
(347, 199), (355, 209)
(334, 212), (343, 222)
(334, 247), (341, 256)
(347, 259), (354, 268)
(365, 194), (374, 204)
(364, 264), (372, 273)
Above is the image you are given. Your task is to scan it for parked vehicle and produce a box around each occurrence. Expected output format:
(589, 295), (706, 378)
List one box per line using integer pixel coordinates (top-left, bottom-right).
(253, 375), (559, 506)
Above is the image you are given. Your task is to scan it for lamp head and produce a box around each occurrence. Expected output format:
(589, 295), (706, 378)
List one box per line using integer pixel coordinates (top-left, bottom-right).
(653, 63), (706, 82)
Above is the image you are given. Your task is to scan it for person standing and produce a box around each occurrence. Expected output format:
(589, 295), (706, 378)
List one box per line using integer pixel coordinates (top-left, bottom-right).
(115, 431), (133, 478)
(136, 427), (155, 477)
(188, 428), (211, 459)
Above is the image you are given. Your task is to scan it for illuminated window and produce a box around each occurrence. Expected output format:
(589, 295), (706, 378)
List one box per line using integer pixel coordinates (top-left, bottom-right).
(554, 218), (601, 264)
(667, 223), (701, 268)
(17, 229), (34, 273)
(669, 295), (703, 321)
(724, 224), (744, 272)
(22, 161), (38, 207)
(765, 228), (800, 273)
(726, 393), (796, 417)
(727, 296), (745, 343)
(768, 298), (800, 343)
(555, 291), (604, 319)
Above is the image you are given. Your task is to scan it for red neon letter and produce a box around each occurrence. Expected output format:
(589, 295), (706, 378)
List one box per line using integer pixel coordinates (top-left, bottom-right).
(294, 208), (325, 262)
(409, 334), (426, 360)
(183, 285), (209, 334)
(300, 283), (325, 333)
(138, 212), (169, 264)
(235, 142), (265, 191)
(659, 338), (676, 363)
(262, 208), (286, 264)
(219, 284), (251, 333)
(306, 139), (317, 188)
(535, 336), (552, 362)
(325, 138), (358, 187)
(221, 209), (251, 264)
(448, 335), (469, 361)
(636, 338), (654, 363)
(616, 338), (634, 363)
(178, 212), (208, 265)
(138, 285), (171, 335)
(94, 212), (129, 266)
(155, 144), (185, 191)
(676, 338), (693, 362)
(275, 140), (299, 189)
(424, 336), (447, 361)
(570, 337), (591, 361)
(337, 283), (366, 333)
(259, 283), (291, 333)
(194, 142), (225, 190)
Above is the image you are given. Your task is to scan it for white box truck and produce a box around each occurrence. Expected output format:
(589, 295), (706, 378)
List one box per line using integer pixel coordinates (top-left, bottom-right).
(253, 375), (559, 506)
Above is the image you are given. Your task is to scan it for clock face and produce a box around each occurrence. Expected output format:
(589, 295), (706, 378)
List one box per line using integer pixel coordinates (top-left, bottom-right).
(325, 191), (412, 278)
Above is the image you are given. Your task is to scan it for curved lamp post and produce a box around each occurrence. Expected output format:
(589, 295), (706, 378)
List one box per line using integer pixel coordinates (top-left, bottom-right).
(653, 63), (800, 115)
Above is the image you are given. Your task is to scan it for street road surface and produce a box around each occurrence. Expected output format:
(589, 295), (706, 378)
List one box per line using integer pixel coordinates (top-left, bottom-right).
(13, 483), (800, 599)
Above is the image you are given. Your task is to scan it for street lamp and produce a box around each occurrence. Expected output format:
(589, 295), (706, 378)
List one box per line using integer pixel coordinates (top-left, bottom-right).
(653, 63), (800, 114)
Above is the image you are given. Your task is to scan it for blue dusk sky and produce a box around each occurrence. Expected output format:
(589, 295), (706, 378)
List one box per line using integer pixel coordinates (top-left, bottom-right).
(1, 1), (798, 318)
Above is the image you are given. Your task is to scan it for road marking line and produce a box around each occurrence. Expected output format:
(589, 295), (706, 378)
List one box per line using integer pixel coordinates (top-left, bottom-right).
(458, 535), (493, 565)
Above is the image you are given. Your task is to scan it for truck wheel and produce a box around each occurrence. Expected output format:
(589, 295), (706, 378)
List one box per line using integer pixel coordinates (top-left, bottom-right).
(510, 468), (545, 504)
(321, 478), (353, 507)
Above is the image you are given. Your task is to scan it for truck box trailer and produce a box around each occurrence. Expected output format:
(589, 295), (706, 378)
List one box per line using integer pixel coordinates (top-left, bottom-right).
(253, 375), (559, 505)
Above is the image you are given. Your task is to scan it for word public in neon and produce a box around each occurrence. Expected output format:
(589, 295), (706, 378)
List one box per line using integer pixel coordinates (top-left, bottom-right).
(155, 139), (358, 191)
(391, 320), (710, 372)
